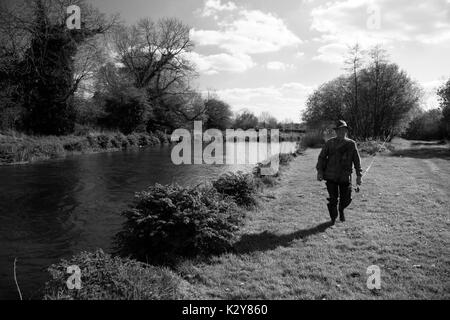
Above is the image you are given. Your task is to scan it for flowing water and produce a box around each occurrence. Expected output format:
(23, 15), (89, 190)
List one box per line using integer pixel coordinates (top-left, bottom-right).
(0, 142), (297, 299)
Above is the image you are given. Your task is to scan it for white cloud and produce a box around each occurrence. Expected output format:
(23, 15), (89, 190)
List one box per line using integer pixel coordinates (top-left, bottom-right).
(310, 0), (450, 63)
(312, 43), (348, 64)
(214, 82), (316, 120)
(294, 52), (305, 59)
(191, 2), (302, 55)
(186, 52), (255, 74)
(201, 0), (237, 17)
(266, 61), (295, 71)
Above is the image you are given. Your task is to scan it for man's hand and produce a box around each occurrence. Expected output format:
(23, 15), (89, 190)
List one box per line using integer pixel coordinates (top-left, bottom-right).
(317, 172), (324, 182)
(356, 176), (363, 186)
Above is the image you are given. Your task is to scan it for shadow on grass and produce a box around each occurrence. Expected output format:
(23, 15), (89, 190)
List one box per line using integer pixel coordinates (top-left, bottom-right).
(390, 147), (450, 160)
(234, 222), (333, 254)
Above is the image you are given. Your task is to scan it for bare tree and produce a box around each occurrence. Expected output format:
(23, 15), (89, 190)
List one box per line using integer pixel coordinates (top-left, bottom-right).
(344, 44), (365, 137)
(112, 18), (195, 97)
(259, 112), (278, 129)
(111, 17), (200, 128)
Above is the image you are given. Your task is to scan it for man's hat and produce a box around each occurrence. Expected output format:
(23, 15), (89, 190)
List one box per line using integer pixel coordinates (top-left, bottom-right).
(333, 120), (348, 130)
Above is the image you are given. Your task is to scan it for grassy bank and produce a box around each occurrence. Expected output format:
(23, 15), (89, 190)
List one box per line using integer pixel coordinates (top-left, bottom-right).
(43, 138), (450, 300)
(172, 139), (449, 299)
(0, 130), (170, 166)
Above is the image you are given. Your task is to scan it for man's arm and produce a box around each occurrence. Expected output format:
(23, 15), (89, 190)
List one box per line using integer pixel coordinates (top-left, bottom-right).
(316, 142), (329, 180)
(352, 142), (363, 185)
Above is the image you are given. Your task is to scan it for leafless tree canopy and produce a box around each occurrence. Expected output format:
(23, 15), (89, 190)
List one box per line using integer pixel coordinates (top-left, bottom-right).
(113, 18), (196, 95)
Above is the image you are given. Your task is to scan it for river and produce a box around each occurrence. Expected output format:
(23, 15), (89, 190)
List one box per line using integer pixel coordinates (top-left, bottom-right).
(0, 142), (297, 299)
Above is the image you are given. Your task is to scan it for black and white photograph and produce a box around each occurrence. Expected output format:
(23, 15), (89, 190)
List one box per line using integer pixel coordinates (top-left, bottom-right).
(0, 0), (449, 306)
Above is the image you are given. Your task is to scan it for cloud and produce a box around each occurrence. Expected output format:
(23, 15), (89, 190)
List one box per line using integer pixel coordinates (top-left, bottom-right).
(266, 61), (295, 71)
(310, 0), (450, 63)
(201, 0), (237, 17)
(213, 82), (316, 121)
(185, 51), (255, 74)
(191, 1), (302, 55)
(312, 43), (348, 64)
(294, 51), (305, 59)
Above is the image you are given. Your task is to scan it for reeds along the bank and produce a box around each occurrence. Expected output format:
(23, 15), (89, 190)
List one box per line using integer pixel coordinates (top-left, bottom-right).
(0, 131), (170, 165)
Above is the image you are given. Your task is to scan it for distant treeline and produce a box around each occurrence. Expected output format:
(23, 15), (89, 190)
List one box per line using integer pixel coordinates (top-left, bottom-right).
(302, 44), (450, 141)
(0, 0), (298, 138)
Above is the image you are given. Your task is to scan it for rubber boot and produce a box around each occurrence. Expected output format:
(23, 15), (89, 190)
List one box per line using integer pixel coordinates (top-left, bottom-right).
(327, 203), (338, 224)
(339, 207), (345, 222)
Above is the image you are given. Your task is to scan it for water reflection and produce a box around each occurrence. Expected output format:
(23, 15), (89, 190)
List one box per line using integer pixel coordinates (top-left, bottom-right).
(0, 142), (296, 299)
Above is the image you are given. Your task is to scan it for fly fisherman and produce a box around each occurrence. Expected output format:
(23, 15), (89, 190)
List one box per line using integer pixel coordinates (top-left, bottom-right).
(316, 120), (363, 224)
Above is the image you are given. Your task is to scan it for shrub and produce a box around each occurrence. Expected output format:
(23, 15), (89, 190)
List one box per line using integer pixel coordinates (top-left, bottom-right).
(97, 134), (111, 149)
(0, 137), (66, 163)
(137, 133), (151, 146)
(87, 134), (99, 149)
(149, 133), (161, 145)
(43, 250), (194, 300)
(0, 145), (15, 164)
(100, 87), (150, 135)
(259, 175), (277, 187)
(357, 140), (393, 156)
(115, 184), (243, 262)
(110, 133), (127, 149)
(127, 133), (139, 147)
(404, 109), (445, 140)
(212, 172), (258, 208)
(279, 153), (294, 166)
(115, 134), (129, 149)
(154, 130), (169, 144)
(300, 131), (325, 149)
(63, 137), (89, 152)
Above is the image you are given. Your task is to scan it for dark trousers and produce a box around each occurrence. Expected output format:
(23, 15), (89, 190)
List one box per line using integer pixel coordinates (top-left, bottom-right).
(326, 180), (352, 219)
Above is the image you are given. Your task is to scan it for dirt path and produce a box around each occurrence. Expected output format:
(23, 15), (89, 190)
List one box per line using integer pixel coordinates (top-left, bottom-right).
(179, 143), (450, 299)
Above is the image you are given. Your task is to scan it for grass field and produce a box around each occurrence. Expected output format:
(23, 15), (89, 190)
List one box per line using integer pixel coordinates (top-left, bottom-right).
(174, 138), (450, 299)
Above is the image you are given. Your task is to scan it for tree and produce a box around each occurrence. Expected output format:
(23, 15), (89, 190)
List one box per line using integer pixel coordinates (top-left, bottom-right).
(358, 62), (422, 138)
(233, 110), (258, 130)
(100, 86), (150, 134)
(344, 44), (365, 135)
(438, 78), (450, 137)
(0, 0), (117, 135)
(258, 112), (278, 129)
(303, 46), (422, 140)
(405, 109), (444, 140)
(302, 76), (348, 130)
(204, 97), (233, 130)
(112, 18), (200, 129)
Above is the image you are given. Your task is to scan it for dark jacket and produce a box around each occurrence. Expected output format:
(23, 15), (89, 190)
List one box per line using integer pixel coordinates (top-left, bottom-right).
(316, 137), (362, 183)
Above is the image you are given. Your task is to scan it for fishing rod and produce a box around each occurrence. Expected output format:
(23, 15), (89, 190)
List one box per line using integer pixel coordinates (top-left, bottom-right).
(355, 132), (392, 193)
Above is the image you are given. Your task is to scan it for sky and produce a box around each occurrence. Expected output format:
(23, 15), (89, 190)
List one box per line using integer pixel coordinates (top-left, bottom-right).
(90, 0), (450, 122)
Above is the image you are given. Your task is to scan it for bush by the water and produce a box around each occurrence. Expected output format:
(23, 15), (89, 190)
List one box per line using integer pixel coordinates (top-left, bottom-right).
(279, 153), (295, 166)
(300, 131), (325, 149)
(0, 130), (162, 165)
(43, 250), (194, 300)
(116, 184), (244, 262)
(212, 172), (258, 208)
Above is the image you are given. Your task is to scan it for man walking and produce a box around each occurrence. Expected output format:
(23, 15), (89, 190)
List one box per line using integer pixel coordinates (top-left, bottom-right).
(316, 120), (363, 224)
